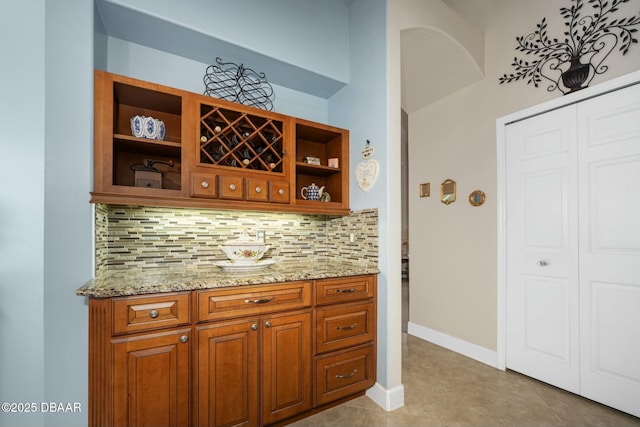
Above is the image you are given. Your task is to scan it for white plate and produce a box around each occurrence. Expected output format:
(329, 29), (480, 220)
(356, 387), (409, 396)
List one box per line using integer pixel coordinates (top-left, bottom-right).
(215, 259), (274, 272)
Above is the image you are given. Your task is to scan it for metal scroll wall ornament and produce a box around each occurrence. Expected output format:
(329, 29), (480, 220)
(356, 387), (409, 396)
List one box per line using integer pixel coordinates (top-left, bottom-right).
(499, 0), (640, 95)
(203, 57), (275, 110)
(355, 140), (379, 192)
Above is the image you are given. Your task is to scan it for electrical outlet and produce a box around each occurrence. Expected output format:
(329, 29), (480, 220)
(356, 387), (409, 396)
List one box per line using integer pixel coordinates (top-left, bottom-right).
(256, 229), (266, 243)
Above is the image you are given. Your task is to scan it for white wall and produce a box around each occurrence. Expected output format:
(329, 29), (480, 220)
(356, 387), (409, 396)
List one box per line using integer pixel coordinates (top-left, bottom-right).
(407, 0), (640, 358)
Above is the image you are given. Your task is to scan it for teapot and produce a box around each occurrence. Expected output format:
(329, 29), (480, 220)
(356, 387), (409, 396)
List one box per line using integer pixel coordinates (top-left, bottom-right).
(300, 183), (324, 201)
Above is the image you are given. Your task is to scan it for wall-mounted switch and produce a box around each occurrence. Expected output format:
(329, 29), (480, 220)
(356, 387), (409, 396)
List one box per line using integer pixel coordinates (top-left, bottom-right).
(256, 230), (266, 243)
(349, 233), (355, 243)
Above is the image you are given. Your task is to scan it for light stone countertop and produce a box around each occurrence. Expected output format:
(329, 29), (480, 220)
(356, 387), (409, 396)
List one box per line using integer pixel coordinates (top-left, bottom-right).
(76, 260), (379, 298)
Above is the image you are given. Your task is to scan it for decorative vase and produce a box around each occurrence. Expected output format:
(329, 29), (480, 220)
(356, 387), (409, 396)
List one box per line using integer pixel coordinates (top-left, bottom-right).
(561, 58), (590, 93)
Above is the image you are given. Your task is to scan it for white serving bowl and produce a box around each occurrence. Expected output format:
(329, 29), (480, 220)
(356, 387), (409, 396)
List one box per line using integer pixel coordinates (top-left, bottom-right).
(220, 230), (270, 263)
(219, 245), (270, 263)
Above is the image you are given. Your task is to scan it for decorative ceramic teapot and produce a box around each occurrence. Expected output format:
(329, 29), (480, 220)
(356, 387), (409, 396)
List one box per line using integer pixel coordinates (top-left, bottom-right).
(300, 183), (324, 201)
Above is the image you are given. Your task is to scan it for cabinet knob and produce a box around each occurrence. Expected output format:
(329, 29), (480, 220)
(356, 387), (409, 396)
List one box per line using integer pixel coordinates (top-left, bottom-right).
(180, 335), (189, 343)
(149, 309), (159, 318)
(201, 181), (209, 189)
(229, 183), (236, 191)
(255, 186), (262, 193)
(278, 189), (285, 195)
(251, 324), (258, 331)
(265, 321), (272, 328)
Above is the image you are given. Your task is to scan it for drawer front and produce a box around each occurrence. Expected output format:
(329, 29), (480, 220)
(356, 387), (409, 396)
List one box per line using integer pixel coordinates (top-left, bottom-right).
(191, 172), (218, 198)
(246, 177), (269, 202)
(315, 275), (375, 306)
(112, 292), (191, 334)
(270, 181), (290, 203)
(197, 282), (312, 322)
(219, 175), (245, 200)
(316, 302), (375, 354)
(315, 344), (376, 406)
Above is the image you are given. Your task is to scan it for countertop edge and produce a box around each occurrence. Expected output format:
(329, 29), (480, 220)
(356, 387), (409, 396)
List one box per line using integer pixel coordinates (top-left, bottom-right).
(76, 263), (379, 298)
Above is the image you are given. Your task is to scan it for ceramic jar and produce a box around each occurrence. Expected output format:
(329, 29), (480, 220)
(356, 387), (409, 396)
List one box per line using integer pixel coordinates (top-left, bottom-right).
(130, 115), (166, 141)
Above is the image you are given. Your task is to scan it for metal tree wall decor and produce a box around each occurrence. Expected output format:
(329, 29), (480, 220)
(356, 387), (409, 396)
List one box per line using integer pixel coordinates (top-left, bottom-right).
(499, 0), (640, 94)
(203, 57), (275, 110)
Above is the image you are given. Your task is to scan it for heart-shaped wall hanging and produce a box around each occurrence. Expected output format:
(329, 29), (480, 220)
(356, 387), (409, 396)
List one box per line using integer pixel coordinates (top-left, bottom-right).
(355, 159), (379, 192)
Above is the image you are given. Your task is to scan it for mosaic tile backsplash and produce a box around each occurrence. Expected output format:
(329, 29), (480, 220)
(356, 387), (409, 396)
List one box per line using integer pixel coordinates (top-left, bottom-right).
(95, 204), (378, 274)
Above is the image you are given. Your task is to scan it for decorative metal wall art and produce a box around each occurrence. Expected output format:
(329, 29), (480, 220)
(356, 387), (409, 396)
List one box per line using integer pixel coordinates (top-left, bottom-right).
(499, 0), (640, 95)
(203, 57), (275, 110)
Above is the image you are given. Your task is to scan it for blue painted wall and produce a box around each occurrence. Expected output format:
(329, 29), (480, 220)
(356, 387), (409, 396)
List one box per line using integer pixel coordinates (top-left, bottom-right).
(1, 1), (93, 427)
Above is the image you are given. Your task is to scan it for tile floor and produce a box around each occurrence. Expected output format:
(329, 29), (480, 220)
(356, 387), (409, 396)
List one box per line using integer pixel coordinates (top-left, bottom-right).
(290, 333), (640, 426)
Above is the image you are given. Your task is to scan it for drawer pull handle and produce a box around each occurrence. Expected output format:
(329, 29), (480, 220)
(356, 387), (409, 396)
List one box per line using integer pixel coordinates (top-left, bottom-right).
(201, 181), (209, 189)
(336, 288), (356, 293)
(251, 324), (258, 331)
(149, 309), (159, 318)
(336, 323), (358, 331)
(245, 297), (275, 304)
(335, 369), (358, 379)
(278, 188), (285, 195)
(255, 186), (262, 193)
(265, 321), (272, 328)
(180, 335), (189, 343)
(229, 183), (236, 191)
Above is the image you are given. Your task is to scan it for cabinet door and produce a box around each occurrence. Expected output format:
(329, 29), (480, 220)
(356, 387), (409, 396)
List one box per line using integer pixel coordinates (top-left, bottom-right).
(262, 311), (312, 425)
(112, 328), (191, 427)
(577, 82), (640, 418)
(195, 319), (259, 427)
(505, 105), (580, 394)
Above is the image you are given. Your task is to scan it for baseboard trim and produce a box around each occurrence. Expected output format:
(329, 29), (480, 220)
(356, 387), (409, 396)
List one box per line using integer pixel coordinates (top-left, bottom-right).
(366, 382), (405, 411)
(407, 322), (498, 368)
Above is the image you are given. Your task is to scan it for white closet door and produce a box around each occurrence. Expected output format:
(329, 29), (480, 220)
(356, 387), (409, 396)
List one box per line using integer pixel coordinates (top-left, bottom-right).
(505, 106), (580, 393)
(578, 82), (640, 417)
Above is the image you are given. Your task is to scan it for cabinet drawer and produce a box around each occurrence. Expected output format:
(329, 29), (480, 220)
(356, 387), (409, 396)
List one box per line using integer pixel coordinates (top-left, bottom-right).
(315, 344), (375, 406)
(112, 292), (190, 334)
(191, 172), (217, 198)
(246, 177), (269, 202)
(316, 302), (375, 354)
(270, 181), (290, 203)
(219, 175), (244, 200)
(197, 282), (312, 322)
(315, 275), (375, 306)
